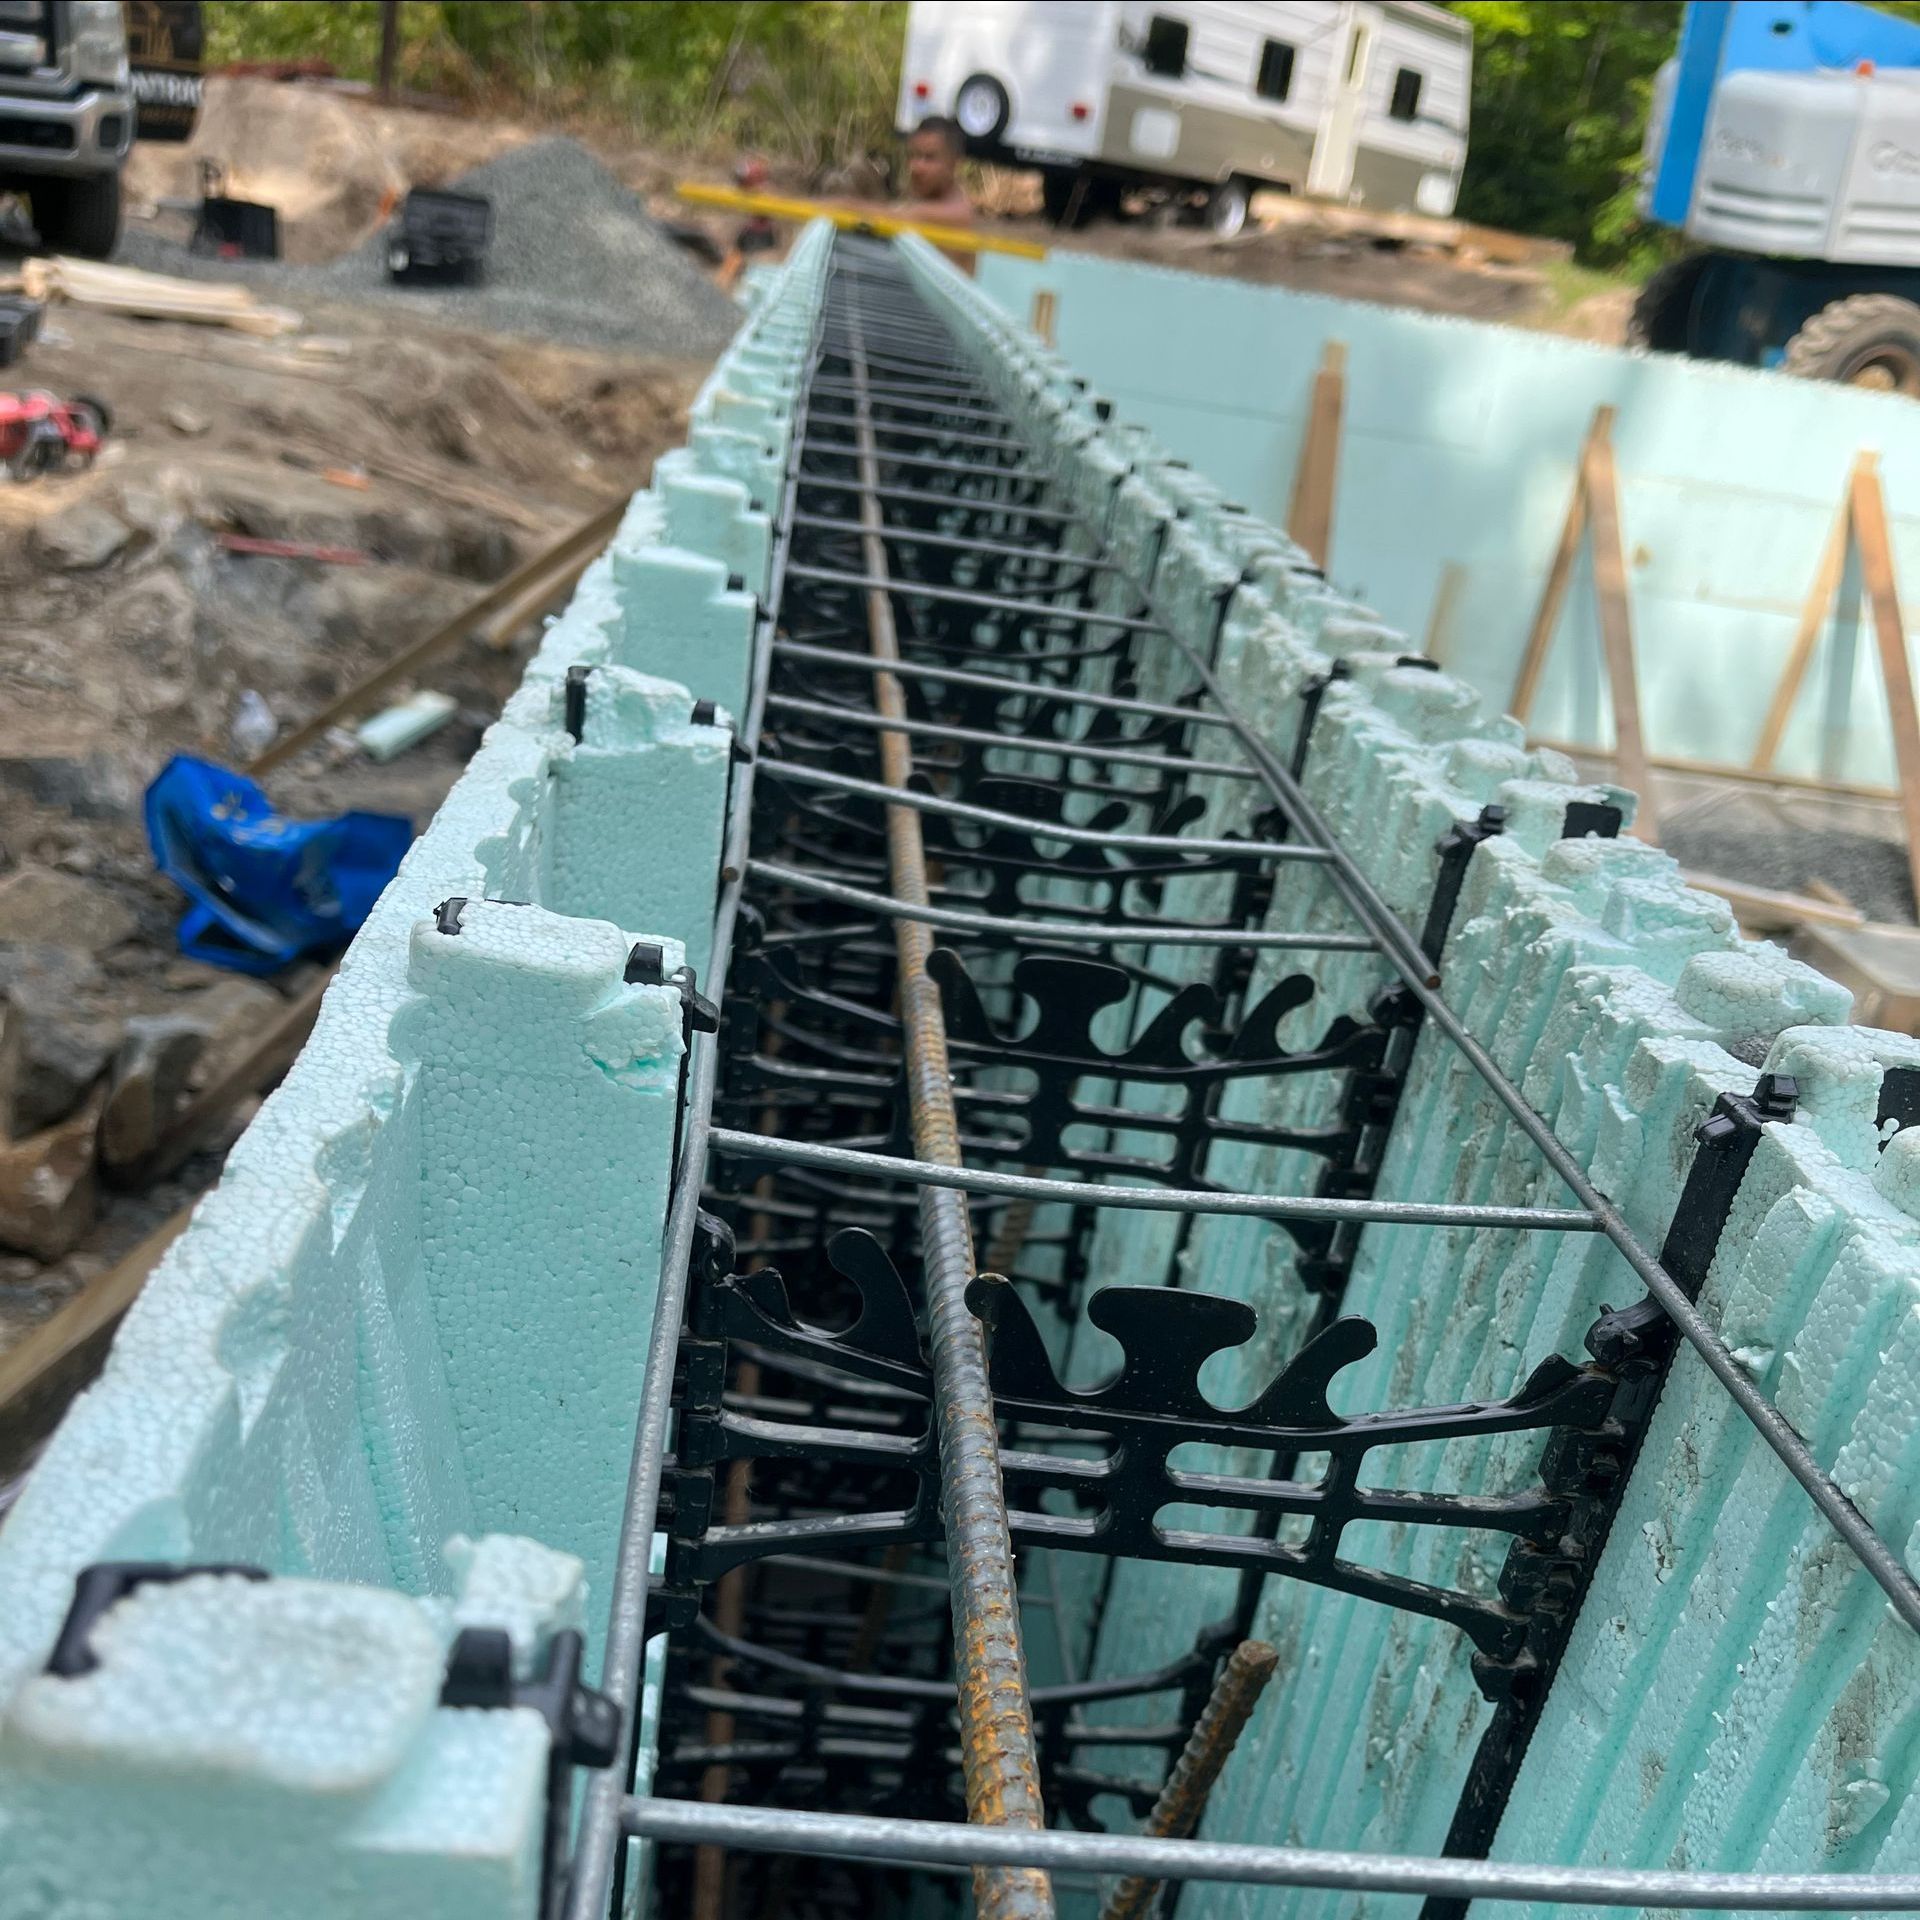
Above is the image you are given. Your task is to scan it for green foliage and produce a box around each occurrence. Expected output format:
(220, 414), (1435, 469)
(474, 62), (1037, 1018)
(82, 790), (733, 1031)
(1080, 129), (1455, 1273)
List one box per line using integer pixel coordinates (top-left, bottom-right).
(1449, 0), (1682, 269)
(203, 1), (908, 170)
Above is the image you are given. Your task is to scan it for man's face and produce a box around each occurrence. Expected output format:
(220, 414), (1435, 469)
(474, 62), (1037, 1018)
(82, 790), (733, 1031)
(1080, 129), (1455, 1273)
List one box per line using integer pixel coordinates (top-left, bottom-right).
(907, 129), (958, 200)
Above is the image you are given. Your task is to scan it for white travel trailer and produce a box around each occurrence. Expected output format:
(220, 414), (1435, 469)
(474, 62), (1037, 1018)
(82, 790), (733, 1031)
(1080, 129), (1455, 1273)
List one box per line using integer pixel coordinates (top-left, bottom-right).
(897, 0), (1472, 235)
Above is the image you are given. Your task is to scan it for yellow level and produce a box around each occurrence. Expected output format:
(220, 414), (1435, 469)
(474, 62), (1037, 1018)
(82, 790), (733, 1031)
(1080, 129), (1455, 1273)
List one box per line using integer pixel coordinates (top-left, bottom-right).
(675, 180), (1049, 262)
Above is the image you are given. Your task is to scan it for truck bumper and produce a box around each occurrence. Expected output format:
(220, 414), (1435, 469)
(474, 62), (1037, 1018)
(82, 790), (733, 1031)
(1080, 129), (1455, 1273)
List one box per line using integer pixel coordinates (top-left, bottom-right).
(0, 83), (132, 177)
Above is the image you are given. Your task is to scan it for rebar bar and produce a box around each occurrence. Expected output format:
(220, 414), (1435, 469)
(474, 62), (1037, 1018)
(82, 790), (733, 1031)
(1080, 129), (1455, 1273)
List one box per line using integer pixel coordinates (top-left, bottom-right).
(1098, 1641), (1279, 1920)
(845, 288), (1054, 1920)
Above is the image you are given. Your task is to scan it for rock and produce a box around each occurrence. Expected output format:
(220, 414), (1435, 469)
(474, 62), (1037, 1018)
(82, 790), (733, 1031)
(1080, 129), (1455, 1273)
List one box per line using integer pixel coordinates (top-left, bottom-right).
(0, 945), (121, 1138)
(0, 751), (142, 821)
(32, 500), (132, 572)
(0, 867), (138, 950)
(0, 1091), (101, 1260)
(170, 976), (282, 1082)
(165, 404), (209, 437)
(100, 1016), (207, 1170)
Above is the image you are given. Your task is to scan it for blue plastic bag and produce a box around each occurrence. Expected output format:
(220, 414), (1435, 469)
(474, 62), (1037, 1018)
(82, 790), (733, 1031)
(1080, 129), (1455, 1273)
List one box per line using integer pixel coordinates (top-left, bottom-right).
(144, 756), (412, 975)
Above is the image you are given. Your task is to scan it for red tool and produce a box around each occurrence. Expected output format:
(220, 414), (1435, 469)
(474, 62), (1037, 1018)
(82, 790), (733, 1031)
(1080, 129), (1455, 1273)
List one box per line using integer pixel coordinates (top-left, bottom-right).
(0, 391), (109, 481)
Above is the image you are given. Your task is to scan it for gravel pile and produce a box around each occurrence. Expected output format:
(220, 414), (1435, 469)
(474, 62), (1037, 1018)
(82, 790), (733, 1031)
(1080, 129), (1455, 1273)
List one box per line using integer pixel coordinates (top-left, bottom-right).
(117, 137), (743, 357)
(1662, 819), (1917, 924)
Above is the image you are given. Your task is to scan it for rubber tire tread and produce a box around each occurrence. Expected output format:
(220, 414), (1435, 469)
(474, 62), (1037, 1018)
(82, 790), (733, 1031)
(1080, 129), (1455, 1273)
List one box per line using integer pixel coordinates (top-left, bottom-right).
(1782, 292), (1920, 388)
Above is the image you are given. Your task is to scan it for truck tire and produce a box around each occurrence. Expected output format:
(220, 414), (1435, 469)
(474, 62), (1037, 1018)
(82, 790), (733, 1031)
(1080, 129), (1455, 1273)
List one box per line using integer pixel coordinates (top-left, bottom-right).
(1626, 255), (1707, 354)
(1783, 294), (1920, 395)
(31, 173), (123, 261)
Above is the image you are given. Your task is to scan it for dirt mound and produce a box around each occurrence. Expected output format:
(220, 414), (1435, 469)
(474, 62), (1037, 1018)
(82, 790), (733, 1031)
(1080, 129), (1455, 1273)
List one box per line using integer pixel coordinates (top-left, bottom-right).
(125, 77), (526, 266)
(120, 133), (741, 357)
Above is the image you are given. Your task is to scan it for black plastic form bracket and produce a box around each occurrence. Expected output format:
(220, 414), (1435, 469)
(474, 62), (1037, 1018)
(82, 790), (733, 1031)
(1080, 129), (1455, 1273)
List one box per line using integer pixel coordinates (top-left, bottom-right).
(1288, 659), (1353, 780)
(1419, 804), (1507, 967)
(441, 1626), (620, 1920)
(46, 1561), (269, 1678)
(1426, 1071), (1799, 1917)
(563, 663), (590, 743)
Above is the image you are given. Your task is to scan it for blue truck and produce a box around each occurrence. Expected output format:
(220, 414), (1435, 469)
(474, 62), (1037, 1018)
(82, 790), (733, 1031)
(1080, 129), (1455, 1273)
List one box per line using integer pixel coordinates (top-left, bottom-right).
(1634, 0), (1920, 391)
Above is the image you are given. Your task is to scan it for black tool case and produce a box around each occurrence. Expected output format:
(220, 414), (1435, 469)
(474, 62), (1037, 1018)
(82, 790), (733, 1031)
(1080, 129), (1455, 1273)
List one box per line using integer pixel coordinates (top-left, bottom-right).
(387, 188), (494, 285)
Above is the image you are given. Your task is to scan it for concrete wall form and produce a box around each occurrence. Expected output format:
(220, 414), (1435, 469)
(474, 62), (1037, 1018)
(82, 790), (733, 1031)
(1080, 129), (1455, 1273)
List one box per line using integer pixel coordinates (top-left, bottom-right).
(0, 224), (832, 1920)
(903, 234), (1920, 1915)
(974, 247), (1920, 790)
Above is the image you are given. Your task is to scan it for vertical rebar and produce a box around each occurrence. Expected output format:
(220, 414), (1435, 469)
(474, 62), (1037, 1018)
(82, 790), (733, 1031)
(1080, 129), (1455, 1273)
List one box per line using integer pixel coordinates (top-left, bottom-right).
(1098, 1641), (1280, 1920)
(846, 270), (1054, 1920)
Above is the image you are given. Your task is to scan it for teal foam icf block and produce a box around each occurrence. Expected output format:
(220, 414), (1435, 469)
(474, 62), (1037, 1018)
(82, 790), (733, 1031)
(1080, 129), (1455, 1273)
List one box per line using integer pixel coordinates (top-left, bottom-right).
(389, 899), (683, 1651)
(0, 221), (836, 1920)
(531, 664), (732, 987)
(0, 1538), (582, 1919)
(604, 545), (757, 718)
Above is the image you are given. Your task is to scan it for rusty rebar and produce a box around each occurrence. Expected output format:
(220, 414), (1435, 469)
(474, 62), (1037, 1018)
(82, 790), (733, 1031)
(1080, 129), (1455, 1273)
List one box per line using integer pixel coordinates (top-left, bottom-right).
(1097, 1640), (1280, 1920)
(846, 281), (1054, 1920)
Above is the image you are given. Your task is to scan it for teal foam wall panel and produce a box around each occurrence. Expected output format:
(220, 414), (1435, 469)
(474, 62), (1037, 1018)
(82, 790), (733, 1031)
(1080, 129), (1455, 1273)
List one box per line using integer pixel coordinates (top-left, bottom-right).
(974, 247), (1920, 788)
(0, 219), (834, 1919)
(903, 234), (1920, 1912)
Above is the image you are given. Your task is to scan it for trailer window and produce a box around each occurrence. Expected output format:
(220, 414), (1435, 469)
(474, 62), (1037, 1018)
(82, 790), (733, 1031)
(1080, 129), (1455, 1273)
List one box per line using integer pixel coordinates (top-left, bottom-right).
(1256, 38), (1294, 102)
(1142, 15), (1188, 79)
(1390, 67), (1423, 121)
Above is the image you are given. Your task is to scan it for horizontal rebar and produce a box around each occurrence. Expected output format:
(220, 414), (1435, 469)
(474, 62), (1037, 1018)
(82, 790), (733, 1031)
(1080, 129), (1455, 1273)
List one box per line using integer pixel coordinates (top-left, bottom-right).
(786, 561), (1164, 632)
(749, 858), (1364, 950)
(707, 1128), (1603, 1231)
(763, 692), (1253, 778)
(774, 639), (1238, 730)
(618, 1800), (1920, 1911)
(789, 511), (1122, 572)
(758, 758), (1319, 857)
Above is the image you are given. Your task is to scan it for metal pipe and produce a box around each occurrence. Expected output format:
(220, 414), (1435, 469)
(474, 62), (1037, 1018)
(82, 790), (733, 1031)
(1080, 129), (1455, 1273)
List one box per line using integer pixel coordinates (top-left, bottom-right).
(758, 758), (1321, 858)
(617, 1799), (1920, 1911)
(707, 1127), (1603, 1231)
(1098, 1640), (1279, 1920)
(845, 292), (1055, 1920)
(747, 859), (1368, 951)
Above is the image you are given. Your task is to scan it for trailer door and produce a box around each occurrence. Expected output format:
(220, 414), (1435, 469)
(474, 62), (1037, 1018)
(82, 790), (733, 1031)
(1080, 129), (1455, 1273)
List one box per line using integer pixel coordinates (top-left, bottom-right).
(1308, 5), (1370, 200)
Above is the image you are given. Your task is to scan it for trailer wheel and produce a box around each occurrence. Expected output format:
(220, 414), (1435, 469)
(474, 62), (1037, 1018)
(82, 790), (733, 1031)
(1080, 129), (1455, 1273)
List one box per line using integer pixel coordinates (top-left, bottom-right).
(954, 73), (1010, 143)
(1626, 255), (1708, 354)
(1204, 175), (1251, 240)
(1783, 294), (1920, 395)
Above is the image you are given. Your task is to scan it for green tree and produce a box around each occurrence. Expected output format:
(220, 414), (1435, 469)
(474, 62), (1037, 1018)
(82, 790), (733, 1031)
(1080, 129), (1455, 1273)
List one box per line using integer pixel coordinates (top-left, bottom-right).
(1450, 0), (1682, 268)
(203, 1), (907, 171)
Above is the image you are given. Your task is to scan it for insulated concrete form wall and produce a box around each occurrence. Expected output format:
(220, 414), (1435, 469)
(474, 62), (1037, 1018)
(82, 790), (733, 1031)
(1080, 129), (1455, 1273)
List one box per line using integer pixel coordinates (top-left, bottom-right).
(974, 248), (1920, 789)
(0, 225), (831, 1920)
(904, 236), (1920, 1913)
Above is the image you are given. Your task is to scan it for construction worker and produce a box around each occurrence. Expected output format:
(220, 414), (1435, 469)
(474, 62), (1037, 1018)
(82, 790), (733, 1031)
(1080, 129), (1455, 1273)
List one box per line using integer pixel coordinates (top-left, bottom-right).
(899, 115), (975, 270)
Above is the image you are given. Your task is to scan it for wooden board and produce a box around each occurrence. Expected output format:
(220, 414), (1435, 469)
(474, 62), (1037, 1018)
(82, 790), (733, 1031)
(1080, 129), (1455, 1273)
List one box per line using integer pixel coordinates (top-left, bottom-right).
(1581, 421), (1658, 841)
(1849, 458), (1920, 916)
(1751, 461), (1861, 772)
(1509, 407), (1610, 724)
(1286, 340), (1346, 571)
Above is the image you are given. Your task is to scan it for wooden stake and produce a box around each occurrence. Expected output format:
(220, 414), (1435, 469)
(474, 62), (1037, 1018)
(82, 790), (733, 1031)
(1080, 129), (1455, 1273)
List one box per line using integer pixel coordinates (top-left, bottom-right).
(1510, 406), (1608, 726)
(1029, 289), (1057, 348)
(1751, 459), (1864, 772)
(1507, 406), (1657, 839)
(1850, 458), (1920, 915)
(1581, 421), (1658, 839)
(1286, 339), (1347, 570)
(1423, 560), (1467, 667)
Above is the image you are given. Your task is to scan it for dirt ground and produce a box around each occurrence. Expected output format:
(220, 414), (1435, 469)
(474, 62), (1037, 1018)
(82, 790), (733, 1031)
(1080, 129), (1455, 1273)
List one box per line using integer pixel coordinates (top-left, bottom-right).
(0, 83), (722, 1408)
